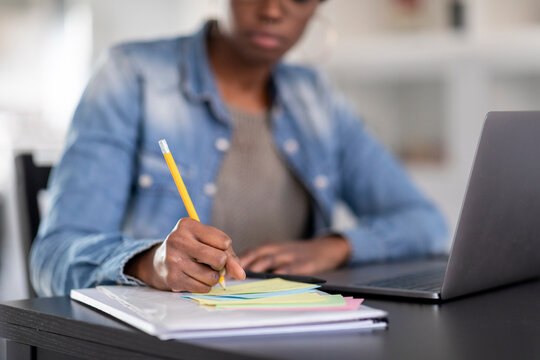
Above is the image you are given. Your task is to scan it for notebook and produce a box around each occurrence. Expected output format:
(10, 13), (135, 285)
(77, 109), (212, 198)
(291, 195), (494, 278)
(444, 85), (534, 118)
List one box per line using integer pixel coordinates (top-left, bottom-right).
(70, 284), (387, 340)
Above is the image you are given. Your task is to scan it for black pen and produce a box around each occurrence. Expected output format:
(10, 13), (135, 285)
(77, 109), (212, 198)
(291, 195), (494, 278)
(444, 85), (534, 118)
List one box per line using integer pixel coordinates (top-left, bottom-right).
(244, 270), (327, 284)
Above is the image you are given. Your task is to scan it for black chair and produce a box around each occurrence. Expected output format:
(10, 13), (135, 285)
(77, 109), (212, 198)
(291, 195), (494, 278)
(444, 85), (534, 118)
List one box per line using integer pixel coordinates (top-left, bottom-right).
(15, 153), (52, 297)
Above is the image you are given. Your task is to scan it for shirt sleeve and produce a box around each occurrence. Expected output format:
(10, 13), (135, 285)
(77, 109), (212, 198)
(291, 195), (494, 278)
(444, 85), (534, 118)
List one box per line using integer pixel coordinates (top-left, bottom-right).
(327, 81), (449, 265)
(30, 45), (162, 297)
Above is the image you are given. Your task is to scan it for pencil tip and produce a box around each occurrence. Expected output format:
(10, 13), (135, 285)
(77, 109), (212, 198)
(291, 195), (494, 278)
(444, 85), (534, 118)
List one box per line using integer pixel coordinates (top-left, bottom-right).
(219, 276), (227, 289)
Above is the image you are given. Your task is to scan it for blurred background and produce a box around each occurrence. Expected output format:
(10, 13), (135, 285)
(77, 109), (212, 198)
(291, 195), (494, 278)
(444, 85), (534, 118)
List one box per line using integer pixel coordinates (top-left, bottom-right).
(1, 0), (540, 301)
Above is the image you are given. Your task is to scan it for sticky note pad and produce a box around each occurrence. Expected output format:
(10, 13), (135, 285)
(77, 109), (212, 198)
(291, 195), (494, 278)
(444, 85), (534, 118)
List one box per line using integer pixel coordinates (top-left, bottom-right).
(192, 292), (329, 306)
(215, 294), (347, 309)
(193, 278), (319, 296)
(219, 297), (363, 311)
(180, 288), (318, 301)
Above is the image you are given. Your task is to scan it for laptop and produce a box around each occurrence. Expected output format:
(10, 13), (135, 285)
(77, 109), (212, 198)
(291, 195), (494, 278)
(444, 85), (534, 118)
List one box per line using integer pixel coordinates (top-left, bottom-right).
(320, 111), (540, 301)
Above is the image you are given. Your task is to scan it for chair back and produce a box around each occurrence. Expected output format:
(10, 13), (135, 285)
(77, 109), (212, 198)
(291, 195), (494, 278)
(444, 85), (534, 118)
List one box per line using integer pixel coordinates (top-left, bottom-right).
(15, 153), (52, 297)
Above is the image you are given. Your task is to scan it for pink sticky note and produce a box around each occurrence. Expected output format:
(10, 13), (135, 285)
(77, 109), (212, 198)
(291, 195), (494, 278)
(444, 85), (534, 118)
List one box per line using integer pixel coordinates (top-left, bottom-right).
(226, 297), (364, 311)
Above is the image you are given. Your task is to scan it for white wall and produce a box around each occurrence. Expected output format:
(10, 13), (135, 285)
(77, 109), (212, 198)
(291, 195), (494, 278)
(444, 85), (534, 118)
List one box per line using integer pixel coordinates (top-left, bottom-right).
(88, 0), (212, 60)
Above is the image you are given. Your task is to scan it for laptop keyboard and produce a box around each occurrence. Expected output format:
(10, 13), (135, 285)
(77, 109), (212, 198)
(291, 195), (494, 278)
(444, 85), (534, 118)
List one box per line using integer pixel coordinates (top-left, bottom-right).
(360, 269), (446, 292)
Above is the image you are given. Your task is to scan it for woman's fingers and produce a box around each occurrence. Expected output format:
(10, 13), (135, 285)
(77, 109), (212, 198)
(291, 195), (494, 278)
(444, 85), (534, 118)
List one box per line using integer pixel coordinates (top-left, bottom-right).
(182, 260), (221, 287)
(223, 247), (246, 280)
(240, 244), (281, 268)
(273, 265), (292, 275)
(247, 254), (276, 272)
(180, 236), (228, 271)
(243, 246), (297, 272)
(167, 270), (212, 293)
(239, 249), (265, 268)
(226, 255), (246, 280)
(178, 218), (232, 251)
(156, 218), (255, 292)
(274, 261), (316, 276)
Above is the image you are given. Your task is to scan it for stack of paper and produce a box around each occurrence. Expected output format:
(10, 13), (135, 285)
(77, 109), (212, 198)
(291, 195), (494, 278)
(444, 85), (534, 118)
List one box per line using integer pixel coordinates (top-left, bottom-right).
(71, 281), (387, 340)
(180, 278), (364, 311)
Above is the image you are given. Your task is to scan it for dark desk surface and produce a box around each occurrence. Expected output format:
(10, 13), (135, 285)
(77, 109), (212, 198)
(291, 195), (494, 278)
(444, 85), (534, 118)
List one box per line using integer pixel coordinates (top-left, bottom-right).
(1, 280), (540, 360)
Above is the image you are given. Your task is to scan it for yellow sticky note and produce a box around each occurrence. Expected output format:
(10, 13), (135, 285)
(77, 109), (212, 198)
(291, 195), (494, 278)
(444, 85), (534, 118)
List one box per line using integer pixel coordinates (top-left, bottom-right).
(193, 293), (329, 306)
(193, 278), (317, 296)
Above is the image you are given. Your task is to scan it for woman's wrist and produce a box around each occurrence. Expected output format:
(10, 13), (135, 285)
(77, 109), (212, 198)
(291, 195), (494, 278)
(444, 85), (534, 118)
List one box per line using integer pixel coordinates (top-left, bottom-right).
(125, 244), (160, 286)
(315, 235), (352, 267)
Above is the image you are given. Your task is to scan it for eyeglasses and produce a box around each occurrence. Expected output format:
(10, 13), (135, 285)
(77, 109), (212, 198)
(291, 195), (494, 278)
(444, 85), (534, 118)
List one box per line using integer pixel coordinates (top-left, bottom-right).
(239, 0), (320, 18)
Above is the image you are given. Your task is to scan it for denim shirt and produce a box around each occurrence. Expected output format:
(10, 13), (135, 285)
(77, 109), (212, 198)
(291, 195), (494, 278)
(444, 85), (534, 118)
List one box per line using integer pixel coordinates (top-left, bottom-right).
(30, 22), (448, 297)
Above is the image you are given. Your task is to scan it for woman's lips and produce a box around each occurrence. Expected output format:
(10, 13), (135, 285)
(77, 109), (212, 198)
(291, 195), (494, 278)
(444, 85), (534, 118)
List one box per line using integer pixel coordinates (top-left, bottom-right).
(250, 32), (283, 50)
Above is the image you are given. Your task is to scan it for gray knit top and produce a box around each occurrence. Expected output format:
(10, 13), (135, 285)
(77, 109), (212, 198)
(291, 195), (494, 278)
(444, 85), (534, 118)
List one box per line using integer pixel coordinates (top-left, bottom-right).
(211, 107), (311, 256)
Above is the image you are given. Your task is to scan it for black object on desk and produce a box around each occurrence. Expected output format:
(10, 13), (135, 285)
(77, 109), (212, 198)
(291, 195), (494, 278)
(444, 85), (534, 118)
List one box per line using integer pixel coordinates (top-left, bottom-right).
(1, 278), (540, 359)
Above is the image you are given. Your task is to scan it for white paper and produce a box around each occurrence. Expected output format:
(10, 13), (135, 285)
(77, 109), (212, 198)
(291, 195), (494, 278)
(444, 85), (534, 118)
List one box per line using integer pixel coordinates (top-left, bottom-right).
(70, 285), (387, 340)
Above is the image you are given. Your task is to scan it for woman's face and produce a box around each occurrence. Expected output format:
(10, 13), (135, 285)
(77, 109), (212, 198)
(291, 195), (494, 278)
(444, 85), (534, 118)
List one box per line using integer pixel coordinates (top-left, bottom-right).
(221, 0), (320, 65)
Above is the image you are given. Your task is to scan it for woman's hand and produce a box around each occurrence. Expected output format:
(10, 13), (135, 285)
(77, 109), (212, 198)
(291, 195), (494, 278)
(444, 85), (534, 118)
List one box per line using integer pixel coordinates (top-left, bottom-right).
(239, 236), (351, 275)
(125, 218), (245, 293)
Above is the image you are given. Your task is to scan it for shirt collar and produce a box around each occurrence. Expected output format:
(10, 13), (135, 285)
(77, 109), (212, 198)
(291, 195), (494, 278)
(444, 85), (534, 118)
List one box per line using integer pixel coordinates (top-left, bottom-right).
(181, 20), (289, 123)
(181, 20), (230, 123)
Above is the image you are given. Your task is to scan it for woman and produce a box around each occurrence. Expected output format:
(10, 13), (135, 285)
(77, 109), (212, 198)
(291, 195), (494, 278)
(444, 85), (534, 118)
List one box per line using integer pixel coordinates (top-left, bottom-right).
(30, 0), (447, 296)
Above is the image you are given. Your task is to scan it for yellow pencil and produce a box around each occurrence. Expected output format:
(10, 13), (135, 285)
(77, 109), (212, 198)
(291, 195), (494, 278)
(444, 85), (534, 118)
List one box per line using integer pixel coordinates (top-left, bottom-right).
(159, 139), (226, 289)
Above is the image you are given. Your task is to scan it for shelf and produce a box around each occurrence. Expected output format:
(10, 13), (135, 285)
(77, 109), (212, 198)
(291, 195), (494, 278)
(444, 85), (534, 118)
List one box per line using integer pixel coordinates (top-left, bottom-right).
(319, 26), (540, 80)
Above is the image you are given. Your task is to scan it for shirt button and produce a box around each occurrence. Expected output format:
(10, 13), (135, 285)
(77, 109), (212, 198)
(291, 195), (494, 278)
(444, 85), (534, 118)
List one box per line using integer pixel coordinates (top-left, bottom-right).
(204, 183), (217, 197)
(138, 174), (153, 188)
(314, 175), (329, 190)
(283, 139), (299, 155)
(215, 138), (230, 152)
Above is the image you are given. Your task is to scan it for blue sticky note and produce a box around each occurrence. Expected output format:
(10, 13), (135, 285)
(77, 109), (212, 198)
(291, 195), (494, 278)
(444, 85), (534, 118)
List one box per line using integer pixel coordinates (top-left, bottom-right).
(179, 287), (318, 302)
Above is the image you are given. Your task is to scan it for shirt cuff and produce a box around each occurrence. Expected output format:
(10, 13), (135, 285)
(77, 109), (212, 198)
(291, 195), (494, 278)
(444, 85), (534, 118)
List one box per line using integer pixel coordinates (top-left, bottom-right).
(320, 226), (385, 266)
(100, 238), (164, 286)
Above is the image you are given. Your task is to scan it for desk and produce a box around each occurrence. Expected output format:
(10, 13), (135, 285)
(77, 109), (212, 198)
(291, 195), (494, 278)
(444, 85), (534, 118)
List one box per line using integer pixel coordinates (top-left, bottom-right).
(1, 280), (539, 360)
